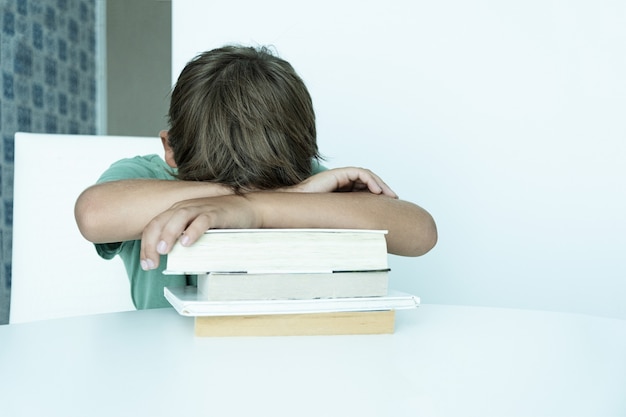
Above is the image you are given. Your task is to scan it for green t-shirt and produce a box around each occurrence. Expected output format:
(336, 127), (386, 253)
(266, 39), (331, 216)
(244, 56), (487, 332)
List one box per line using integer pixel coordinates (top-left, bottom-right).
(95, 154), (326, 309)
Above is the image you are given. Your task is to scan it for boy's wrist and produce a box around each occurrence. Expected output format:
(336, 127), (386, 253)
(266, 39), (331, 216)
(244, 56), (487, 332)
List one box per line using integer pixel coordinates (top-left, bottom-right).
(273, 183), (304, 193)
(240, 192), (270, 228)
(186, 180), (235, 198)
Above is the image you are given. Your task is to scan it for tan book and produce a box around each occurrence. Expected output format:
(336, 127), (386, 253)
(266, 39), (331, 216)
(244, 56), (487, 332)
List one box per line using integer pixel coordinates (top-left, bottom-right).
(165, 287), (418, 337)
(194, 310), (395, 337)
(164, 229), (388, 274)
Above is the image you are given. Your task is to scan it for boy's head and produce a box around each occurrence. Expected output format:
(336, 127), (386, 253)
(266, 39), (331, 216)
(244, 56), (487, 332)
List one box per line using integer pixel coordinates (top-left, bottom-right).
(166, 45), (320, 191)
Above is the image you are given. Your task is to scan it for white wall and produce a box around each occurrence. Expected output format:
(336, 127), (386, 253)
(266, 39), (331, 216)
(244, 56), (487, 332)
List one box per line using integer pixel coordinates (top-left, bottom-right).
(172, 0), (626, 319)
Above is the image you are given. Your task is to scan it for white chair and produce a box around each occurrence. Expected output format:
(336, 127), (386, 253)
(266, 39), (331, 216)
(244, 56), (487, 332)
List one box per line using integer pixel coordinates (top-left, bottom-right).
(10, 132), (164, 323)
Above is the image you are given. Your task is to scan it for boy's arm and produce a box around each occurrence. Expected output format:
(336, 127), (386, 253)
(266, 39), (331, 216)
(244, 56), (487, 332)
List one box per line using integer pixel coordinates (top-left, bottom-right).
(139, 191), (437, 270)
(75, 167), (397, 244)
(75, 167), (437, 270)
(74, 179), (234, 243)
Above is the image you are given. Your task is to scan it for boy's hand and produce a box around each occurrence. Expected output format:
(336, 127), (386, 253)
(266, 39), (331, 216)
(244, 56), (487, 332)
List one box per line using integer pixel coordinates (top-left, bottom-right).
(286, 167), (398, 198)
(139, 194), (260, 270)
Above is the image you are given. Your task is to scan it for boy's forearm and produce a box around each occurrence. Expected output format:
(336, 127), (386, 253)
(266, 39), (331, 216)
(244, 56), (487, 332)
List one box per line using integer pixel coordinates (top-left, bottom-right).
(74, 179), (232, 243)
(248, 191), (437, 256)
(138, 190), (436, 270)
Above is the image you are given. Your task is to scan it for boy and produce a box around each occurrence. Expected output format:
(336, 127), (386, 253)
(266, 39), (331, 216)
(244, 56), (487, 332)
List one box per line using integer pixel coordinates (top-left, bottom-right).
(75, 45), (437, 309)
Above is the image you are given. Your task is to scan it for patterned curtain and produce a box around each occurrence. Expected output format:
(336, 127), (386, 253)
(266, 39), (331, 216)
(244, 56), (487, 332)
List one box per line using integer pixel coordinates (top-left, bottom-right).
(0, 0), (97, 324)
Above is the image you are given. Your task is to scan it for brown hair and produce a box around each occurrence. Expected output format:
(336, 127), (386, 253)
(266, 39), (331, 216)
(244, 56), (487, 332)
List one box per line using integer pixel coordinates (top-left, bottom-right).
(167, 45), (321, 192)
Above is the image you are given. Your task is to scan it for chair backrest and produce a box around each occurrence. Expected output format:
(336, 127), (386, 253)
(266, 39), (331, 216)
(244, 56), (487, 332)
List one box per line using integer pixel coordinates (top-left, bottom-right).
(10, 132), (164, 323)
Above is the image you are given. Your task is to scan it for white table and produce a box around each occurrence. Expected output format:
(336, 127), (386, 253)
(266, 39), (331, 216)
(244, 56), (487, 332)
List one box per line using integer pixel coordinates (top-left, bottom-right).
(1, 305), (624, 417)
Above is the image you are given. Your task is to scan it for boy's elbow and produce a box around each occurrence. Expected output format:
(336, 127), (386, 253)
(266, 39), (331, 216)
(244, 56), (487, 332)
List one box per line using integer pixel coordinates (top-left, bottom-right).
(390, 209), (438, 257)
(74, 188), (103, 243)
(415, 217), (438, 256)
(408, 216), (438, 257)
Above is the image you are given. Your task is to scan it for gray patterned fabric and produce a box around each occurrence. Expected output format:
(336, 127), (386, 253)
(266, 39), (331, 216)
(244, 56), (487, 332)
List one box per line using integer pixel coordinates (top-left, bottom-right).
(0, 0), (97, 324)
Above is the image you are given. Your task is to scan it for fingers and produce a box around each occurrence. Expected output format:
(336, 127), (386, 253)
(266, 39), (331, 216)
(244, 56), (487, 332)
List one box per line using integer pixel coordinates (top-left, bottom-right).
(339, 167), (398, 198)
(369, 175), (397, 198)
(362, 170), (397, 198)
(290, 167), (397, 197)
(140, 211), (175, 271)
(139, 195), (259, 270)
(140, 206), (208, 271)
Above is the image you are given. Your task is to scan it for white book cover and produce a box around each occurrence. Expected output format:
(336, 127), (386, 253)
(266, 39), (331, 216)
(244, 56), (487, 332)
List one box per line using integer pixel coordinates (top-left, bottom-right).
(164, 286), (420, 317)
(164, 228), (389, 274)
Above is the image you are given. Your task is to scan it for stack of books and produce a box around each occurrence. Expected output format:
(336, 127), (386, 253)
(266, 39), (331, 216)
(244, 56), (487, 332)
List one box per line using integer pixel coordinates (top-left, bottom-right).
(163, 229), (419, 337)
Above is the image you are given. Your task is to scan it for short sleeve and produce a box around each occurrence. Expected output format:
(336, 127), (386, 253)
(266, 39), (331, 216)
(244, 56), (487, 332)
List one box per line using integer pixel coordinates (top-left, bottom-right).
(97, 154), (176, 184)
(93, 154), (174, 259)
(311, 159), (327, 174)
(95, 241), (123, 260)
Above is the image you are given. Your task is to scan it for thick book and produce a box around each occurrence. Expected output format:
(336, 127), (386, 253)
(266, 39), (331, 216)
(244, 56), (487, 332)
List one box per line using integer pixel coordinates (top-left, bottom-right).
(164, 228), (388, 274)
(164, 286), (419, 316)
(197, 270), (389, 301)
(194, 310), (396, 337)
